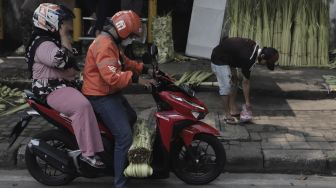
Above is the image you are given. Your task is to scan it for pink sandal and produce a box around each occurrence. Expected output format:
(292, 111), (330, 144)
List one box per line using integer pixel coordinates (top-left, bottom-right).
(240, 105), (252, 122)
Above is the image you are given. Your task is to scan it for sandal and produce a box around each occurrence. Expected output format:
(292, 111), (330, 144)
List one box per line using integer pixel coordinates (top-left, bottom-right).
(223, 117), (239, 125)
(80, 155), (106, 169)
(230, 113), (241, 118)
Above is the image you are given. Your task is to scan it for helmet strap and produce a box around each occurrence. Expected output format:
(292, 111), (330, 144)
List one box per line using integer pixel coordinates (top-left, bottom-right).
(103, 25), (121, 44)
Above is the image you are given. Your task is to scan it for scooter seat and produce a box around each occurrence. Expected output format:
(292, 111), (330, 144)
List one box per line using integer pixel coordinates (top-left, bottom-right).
(24, 90), (51, 108)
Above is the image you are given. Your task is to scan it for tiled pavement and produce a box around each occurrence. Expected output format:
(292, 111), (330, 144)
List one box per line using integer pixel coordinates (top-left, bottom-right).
(1, 59), (336, 174)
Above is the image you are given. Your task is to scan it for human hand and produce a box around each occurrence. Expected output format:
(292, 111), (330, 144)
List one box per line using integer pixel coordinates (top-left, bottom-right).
(156, 70), (176, 82)
(147, 68), (155, 76)
(147, 69), (168, 78)
(138, 77), (156, 89)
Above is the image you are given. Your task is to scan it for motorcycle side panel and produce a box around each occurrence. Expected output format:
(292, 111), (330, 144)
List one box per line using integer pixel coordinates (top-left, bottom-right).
(8, 115), (32, 148)
(29, 100), (74, 133)
(156, 111), (194, 152)
(179, 121), (221, 146)
(159, 91), (208, 119)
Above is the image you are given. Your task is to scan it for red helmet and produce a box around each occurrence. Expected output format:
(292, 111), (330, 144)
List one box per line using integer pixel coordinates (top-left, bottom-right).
(111, 10), (142, 39)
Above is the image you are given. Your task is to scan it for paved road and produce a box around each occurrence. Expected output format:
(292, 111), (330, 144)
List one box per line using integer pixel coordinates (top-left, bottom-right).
(0, 170), (336, 188)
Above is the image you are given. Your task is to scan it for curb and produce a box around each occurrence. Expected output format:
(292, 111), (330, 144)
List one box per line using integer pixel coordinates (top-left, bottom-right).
(263, 150), (328, 174)
(11, 140), (336, 175)
(224, 144), (264, 173)
(325, 151), (336, 176)
(5, 115), (336, 175)
(0, 144), (16, 169)
(0, 137), (28, 169)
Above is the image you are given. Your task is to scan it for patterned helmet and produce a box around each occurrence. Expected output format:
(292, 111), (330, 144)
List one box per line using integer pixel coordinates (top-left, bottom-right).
(33, 3), (75, 33)
(111, 10), (142, 39)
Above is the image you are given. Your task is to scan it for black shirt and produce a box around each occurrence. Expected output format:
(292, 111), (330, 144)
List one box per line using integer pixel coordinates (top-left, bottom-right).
(211, 37), (259, 79)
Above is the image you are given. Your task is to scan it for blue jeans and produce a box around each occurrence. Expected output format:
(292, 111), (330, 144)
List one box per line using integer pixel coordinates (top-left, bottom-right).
(88, 92), (136, 188)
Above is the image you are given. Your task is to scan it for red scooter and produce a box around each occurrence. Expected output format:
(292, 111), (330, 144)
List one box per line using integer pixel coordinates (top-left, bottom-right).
(9, 45), (225, 186)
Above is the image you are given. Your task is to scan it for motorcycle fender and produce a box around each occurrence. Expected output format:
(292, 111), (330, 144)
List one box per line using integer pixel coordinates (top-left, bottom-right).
(180, 121), (221, 146)
(8, 114), (33, 148)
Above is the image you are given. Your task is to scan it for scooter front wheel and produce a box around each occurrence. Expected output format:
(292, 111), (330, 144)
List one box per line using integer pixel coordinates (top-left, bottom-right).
(171, 134), (225, 185)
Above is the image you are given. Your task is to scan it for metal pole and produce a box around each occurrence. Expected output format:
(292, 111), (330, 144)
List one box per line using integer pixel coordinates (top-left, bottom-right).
(73, 8), (81, 42)
(147, 0), (157, 43)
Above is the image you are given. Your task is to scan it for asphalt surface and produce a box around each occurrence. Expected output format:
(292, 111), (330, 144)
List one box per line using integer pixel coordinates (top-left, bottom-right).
(0, 170), (336, 188)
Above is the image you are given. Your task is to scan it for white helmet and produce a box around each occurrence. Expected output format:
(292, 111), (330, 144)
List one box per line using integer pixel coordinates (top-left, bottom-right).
(32, 3), (74, 33)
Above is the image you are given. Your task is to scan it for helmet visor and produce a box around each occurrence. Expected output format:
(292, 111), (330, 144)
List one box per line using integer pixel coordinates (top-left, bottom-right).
(131, 22), (146, 44)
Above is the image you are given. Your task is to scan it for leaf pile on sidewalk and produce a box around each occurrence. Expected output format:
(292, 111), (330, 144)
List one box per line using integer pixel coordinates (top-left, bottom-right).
(173, 53), (198, 63)
(175, 71), (213, 87)
(322, 75), (336, 93)
(0, 83), (28, 116)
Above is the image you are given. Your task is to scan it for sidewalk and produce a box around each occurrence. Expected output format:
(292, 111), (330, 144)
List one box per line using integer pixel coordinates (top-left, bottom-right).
(0, 59), (336, 175)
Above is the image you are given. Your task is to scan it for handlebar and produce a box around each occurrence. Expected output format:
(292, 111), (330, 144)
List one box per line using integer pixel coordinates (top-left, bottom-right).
(142, 43), (195, 97)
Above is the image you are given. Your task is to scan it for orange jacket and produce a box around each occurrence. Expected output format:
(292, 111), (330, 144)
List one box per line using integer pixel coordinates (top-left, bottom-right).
(82, 35), (144, 96)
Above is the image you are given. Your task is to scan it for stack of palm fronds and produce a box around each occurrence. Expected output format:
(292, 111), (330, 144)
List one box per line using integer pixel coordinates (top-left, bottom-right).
(124, 119), (156, 178)
(152, 13), (174, 64)
(227, 0), (330, 67)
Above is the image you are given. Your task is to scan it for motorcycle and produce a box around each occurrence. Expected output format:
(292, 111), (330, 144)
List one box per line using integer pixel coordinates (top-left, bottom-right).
(8, 45), (225, 186)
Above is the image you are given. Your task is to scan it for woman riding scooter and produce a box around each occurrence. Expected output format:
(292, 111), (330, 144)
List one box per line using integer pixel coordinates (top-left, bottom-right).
(26, 3), (105, 168)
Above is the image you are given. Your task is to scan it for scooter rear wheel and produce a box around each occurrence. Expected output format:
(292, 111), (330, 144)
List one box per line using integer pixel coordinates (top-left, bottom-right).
(25, 130), (78, 186)
(172, 134), (225, 185)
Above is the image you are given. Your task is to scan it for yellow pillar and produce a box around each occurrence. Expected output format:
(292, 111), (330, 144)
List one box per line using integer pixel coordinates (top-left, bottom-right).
(0, 0), (3, 40)
(73, 8), (81, 42)
(147, 0), (157, 43)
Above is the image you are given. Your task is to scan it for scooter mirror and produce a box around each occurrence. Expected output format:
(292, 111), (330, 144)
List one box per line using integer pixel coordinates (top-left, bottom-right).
(150, 44), (158, 57)
(142, 53), (152, 64)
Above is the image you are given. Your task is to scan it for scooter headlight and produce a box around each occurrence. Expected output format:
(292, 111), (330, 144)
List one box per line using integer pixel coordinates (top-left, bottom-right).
(191, 110), (206, 120)
(191, 111), (200, 119)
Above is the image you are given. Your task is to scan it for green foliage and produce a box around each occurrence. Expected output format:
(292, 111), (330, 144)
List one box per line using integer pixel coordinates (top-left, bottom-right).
(227, 0), (330, 67)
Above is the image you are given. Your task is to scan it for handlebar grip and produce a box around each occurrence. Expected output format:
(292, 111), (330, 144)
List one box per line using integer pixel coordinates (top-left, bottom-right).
(142, 53), (152, 65)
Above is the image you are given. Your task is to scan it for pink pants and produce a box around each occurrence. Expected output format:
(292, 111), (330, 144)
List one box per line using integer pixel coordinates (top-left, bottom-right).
(47, 87), (104, 157)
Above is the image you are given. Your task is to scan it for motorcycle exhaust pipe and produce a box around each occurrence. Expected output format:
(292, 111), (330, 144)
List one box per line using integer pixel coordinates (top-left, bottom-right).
(28, 139), (76, 174)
